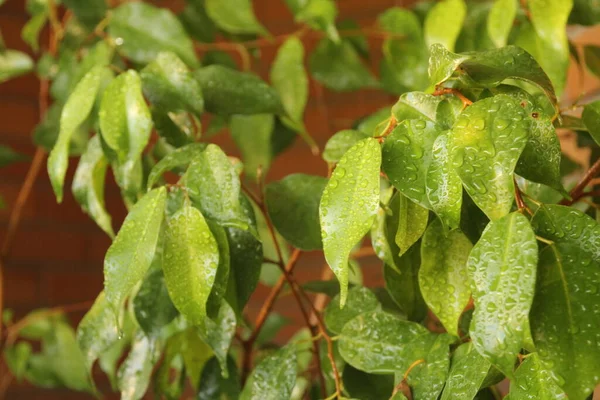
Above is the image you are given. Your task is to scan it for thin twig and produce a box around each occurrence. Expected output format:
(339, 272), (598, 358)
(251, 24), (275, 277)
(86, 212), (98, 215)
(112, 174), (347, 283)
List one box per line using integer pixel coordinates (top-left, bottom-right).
(433, 87), (473, 108)
(560, 158), (600, 205)
(513, 177), (532, 215)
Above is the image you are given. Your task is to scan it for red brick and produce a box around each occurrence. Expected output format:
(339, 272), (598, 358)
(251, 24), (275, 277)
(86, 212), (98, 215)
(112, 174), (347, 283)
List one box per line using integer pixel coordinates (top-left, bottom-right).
(42, 269), (103, 305)
(3, 268), (40, 308)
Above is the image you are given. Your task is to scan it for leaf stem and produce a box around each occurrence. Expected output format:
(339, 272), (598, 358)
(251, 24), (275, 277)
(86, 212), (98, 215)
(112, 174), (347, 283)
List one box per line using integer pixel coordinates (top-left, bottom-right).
(432, 87), (473, 108)
(560, 157), (600, 205)
(513, 177), (532, 215)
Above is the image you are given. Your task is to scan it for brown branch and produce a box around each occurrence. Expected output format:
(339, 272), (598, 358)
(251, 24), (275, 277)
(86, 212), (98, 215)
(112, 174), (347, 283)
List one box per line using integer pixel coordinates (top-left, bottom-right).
(513, 177), (531, 215)
(433, 87), (473, 108)
(351, 246), (376, 259)
(560, 157), (600, 205)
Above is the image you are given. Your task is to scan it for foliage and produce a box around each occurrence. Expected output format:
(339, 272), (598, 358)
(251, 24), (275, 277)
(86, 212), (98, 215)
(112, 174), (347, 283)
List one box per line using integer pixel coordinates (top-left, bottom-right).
(1, 0), (600, 399)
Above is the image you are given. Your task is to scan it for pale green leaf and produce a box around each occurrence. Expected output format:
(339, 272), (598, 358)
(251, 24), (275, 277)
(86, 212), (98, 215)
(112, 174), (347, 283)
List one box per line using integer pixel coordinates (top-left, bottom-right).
(47, 322), (93, 392)
(440, 342), (491, 400)
(104, 187), (167, 317)
(199, 301), (236, 377)
(163, 202), (219, 325)
(271, 37), (308, 124)
(117, 331), (160, 400)
(392, 92), (441, 122)
(147, 142), (206, 190)
(324, 286), (380, 334)
(240, 345), (297, 400)
(424, 0), (466, 52)
(419, 219), (472, 336)
(581, 100), (600, 147)
(322, 129), (370, 164)
(395, 193), (429, 255)
(0, 50), (34, 83)
(230, 113), (275, 179)
(467, 212), (538, 376)
(205, 0), (267, 35)
(47, 66), (105, 202)
(320, 138), (381, 306)
(451, 95), (530, 220)
(295, 0), (339, 42)
(109, 2), (199, 67)
(509, 353), (567, 399)
(487, 0), (517, 48)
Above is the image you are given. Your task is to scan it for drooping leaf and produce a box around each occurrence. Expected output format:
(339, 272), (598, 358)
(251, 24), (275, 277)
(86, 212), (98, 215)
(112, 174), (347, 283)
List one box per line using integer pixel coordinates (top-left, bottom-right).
(322, 129), (371, 164)
(530, 243), (600, 399)
(186, 144), (249, 229)
(22, 12), (47, 52)
(205, 0), (267, 35)
(294, 0), (339, 42)
(109, 2), (199, 67)
(240, 345), (297, 400)
(339, 310), (432, 373)
(440, 342), (492, 400)
(324, 286), (380, 334)
(320, 138), (381, 306)
(199, 301), (236, 376)
(394, 193), (429, 255)
(104, 187), (167, 318)
(72, 135), (114, 237)
(509, 353), (567, 399)
(0, 50), (34, 83)
(140, 51), (204, 117)
(467, 212), (538, 376)
(98, 313), (134, 390)
(271, 37), (308, 125)
(169, 328), (213, 390)
(47, 66), (105, 202)
(419, 219), (472, 336)
(581, 100), (600, 147)
(197, 356), (241, 400)
(426, 131), (462, 230)
(194, 65), (284, 116)
(342, 364), (394, 400)
(450, 95), (530, 220)
(407, 334), (454, 400)
(309, 38), (378, 92)
(163, 202), (219, 326)
(265, 174), (327, 250)
(382, 119), (441, 208)
(117, 331), (160, 400)
(487, 0), (517, 48)
(424, 0), (466, 52)
(229, 113), (275, 179)
(155, 338), (186, 400)
(147, 142), (206, 190)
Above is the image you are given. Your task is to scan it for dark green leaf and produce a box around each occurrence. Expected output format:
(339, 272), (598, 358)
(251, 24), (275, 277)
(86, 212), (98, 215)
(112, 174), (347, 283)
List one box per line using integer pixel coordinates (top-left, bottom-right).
(419, 219), (472, 336)
(200, 301), (236, 376)
(62, 0), (106, 28)
(322, 129), (371, 164)
(240, 345), (297, 400)
(440, 342), (491, 400)
(342, 364), (394, 400)
(324, 286), (380, 334)
(194, 65), (284, 116)
(109, 2), (199, 67)
(163, 202), (219, 326)
(451, 95), (530, 220)
(320, 138), (381, 305)
(117, 331), (160, 400)
(147, 143), (206, 190)
(584, 45), (600, 78)
(487, 0), (517, 48)
(467, 212), (538, 376)
(197, 356), (241, 400)
(140, 51), (204, 117)
(582, 100), (600, 147)
(424, 0), (466, 52)
(179, 0), (216, 43)
(509, 353), (567, 399)
(265, 174), (327, 250)
(407, 334), (454, 400)
(309, 39), (378, 92)
(230, 113), (275, 179)
(104, 187), (167, 318)
(0, 145), (27, 168)
(205, 0), (267, 35)
(0, 49), (34, 83)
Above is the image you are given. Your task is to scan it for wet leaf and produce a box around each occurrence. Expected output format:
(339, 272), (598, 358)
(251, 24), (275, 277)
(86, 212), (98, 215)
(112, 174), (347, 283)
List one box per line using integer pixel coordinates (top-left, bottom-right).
(324, 286), (380, 334)
(392, 92), (441, 122)
(140, 51), (204, 117)
(419, 219), (472, 336)
(450, 95), (530, 220)
(0, 49), (34, 83)
(323, 129), (371, 164)
(509, 353), (567, 399)
(265, 174), (327, 250)
(240, 345), (297, 400)
(104, 187), (167, 318)
(467, 212), (538, 376)
(163, 202), (219, 326)
(394, 193), (429, 255)
(230, 113), (275, 179)
(440, 342), (491, 400)
(147, 142), (206, 189)
(320, 138), (381, 306)
(342, 364), (394, 400)
(48, 66), (105, 202)
(109, 2), (198, 67)
(197, 356), (241, 400)
(424, 0), (466, 52)
(271, 37), (308, 126)
(530, 243), (600, 399)
(487, 0), (517, 48)
(200, 301), (236, 376)
(205, 221), (230, 320)
(581, 100), (600, 147)
(205, 0), (267, 35)
(407, 334), (454, 400)
(117, 331), (160, 400)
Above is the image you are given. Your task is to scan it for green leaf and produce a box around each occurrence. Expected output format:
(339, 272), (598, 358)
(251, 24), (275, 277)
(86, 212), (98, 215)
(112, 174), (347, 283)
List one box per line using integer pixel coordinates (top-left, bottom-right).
(509, 353), (567, 399)
(72, 135), (114, 237)
(47, 66), (105, 202)
(582, 100), (600, 147)
(531, 204), (600, 261)
(424, 0), (466, 52)
(255, 313), (289, 346)
(22, 12), (47, 52)
(467, 212), (538, 376)
(206, 220), (230, 319)
(179, 0), (216, 43)
(230, 113), (275, 179)
(0, 49), (34, 83)
(109, 2), (199, 67)
(47, 321), (93, 392)
(530, 243), (600, 399)
(205, 0), (267, 35)
(440, 342), (491, 400)
(295, 0), (339, 42)
(451, 95), (530, 220)
(240, 345), (297, 400)
(426, 131), (462, 230)
(171, 328), (213, 390)
(140, 52), (204, 117)
(132, 263), (178, 336)
(342, 364), (394, 400)
(4, 342), (32, 381)
(320, 138), (381, 306)
(104, 187), (167, 317)
(392, 92), (441, 122)
(265, 174), (327, 250)
(487, 0), (517, 48)
(394, 193), (429, 255)
(198, 356), (241, 400)
(322, 129), (370, 164)
(419, 219), (472, 336)
(186, 144), (249, 229)
(199, 301), (236, 377)
(62, 0), (106, 28)
(584, 45), (600, 78)
(324, 286), (380, 334)
(194, 65), (284, 116)
(117, 331), (160, 400)
(271, 37), (308, 125)
(155, 340), (185, 400)
(356, 106), (392, 136)
(309, 39), (378, 92)
(382, 119), (441, 208)
(163, 202), (219, 325)
(147, 142), (206, 190)
(98, 314), (134, 390)
(407, 334), (454, 400)
(0, 145), (27, 168)
(76, 291), (120, 374)
(527, 0), (572, 95)
(339, 310), (431, 373)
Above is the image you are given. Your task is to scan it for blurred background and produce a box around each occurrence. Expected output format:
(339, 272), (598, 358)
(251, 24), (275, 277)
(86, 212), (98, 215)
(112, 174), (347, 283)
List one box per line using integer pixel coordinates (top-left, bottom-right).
(1, 0), (600, 398)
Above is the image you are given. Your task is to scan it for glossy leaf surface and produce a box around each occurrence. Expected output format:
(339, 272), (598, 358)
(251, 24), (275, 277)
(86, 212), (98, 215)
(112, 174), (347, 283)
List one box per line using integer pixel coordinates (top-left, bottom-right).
(509, 353), (567, 399)
(324, 286), (380, 334)
(205, 0), (267, 35)
(440, 342), (491, 400)
(240, 345), (297, 400)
